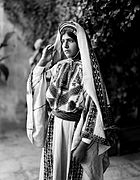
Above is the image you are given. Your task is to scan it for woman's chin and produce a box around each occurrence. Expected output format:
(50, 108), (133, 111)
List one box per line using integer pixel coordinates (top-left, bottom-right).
(65, 55), (72, 59)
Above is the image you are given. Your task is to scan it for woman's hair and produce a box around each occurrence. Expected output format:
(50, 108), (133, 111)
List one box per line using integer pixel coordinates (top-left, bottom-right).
(60, 27), (78, 45)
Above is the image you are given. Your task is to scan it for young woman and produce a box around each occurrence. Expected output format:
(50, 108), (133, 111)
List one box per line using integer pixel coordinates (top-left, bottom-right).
(26, 21), (112, 180)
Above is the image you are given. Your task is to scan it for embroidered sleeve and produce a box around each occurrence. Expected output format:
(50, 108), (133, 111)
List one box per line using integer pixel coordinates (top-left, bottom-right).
(81, 94), (97, 142)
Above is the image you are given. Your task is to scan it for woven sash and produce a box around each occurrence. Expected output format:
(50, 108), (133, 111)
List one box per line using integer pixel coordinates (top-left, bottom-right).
(52, 109), (82, 122)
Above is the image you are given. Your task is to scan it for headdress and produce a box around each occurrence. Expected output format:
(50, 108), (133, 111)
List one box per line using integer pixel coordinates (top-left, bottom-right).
(59, 21), (77, 35)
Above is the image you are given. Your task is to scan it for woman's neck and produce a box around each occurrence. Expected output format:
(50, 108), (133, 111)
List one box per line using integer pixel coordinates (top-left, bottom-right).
(69, 51), (80, 62)
(72, 50), (80, 59)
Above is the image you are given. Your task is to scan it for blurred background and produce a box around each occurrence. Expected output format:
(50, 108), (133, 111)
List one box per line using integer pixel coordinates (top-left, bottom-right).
(0, 0), (140, 179)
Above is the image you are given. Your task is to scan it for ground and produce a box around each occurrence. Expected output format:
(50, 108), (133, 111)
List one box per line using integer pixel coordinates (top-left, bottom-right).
(0, 129), (140, 180)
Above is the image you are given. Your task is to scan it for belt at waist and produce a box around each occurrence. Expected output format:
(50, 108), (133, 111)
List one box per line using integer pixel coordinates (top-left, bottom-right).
(52, 109), (82, 122)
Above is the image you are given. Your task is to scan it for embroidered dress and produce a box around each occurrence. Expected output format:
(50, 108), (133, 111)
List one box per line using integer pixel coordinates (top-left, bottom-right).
(26, 21), (113, 180)
(32, 58), (98, 180)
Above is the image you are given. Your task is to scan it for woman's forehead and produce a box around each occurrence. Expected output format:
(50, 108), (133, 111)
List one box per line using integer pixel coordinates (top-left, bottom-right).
(61, 33), (72, 39)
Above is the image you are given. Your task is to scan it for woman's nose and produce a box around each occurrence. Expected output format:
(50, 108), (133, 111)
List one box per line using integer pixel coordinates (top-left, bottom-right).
(64, 41), (68, 48)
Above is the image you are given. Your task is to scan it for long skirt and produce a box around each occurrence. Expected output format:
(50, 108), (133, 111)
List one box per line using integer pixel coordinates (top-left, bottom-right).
(42, 114), (83, 180)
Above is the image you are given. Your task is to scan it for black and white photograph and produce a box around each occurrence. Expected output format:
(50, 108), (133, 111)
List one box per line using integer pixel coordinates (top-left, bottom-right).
(0, 0), (140, 180)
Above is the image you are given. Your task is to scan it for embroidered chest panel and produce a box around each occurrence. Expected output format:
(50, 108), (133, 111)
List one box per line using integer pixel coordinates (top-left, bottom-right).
(46, 60), (83, 110)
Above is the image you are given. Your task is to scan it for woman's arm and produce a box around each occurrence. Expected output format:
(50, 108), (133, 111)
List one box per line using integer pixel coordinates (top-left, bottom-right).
(26, 45), (55, 147)
(37, 44), (56, 67)
(72, 94), (98, 163)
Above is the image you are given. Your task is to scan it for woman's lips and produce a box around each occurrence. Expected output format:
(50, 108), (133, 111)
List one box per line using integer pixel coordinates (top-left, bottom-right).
(64, 50), (70, 53)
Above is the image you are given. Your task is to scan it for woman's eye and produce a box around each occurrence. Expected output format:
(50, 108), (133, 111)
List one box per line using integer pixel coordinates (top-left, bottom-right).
(69, 39), (74, 43)
(61, 39), (74, 44)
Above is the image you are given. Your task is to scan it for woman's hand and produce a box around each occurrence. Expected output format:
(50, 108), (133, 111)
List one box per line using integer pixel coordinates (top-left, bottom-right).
(72, 141), (88, 163)
(37, 44), (54, 67)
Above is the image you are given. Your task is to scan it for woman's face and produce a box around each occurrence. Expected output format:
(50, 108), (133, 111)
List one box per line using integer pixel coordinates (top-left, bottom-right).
(61, 33), (79, 59)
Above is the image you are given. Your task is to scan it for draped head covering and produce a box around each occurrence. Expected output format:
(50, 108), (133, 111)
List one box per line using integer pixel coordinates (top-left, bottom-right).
(52, 21), (114, 153)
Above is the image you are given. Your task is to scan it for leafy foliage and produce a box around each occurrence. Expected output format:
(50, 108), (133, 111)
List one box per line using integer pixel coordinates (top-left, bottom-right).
(2, 0), (140, 127)
(0, 64), (9, 82)
(70, 0), (140, 126)
(3, 0), (59, 47)
(0, 32), (14, 83)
